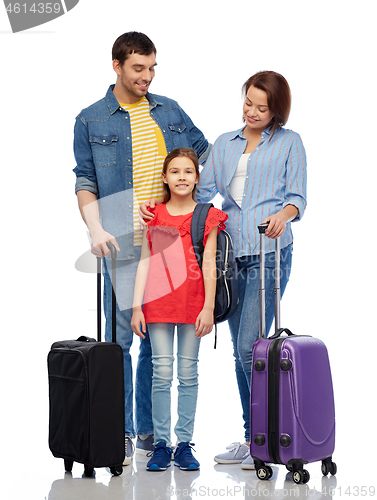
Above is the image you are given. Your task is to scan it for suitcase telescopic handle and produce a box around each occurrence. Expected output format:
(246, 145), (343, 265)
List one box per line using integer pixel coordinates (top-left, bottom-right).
(96, 242), (117, 343)
(257, 223), (281, 339)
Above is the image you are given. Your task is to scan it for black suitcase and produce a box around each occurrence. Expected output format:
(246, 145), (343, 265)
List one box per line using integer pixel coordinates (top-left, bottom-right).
(48, 244), (125, 477)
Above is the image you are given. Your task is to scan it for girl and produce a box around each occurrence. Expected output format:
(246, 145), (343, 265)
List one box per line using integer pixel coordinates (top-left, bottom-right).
(131, 148), (228, 471)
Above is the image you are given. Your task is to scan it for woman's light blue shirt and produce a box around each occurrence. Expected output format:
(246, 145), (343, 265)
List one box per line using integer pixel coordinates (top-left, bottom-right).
(196, 126), (307, 257)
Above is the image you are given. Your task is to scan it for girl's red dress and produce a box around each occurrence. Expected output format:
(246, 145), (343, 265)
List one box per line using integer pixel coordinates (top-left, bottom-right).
(143, 203), (228, 324)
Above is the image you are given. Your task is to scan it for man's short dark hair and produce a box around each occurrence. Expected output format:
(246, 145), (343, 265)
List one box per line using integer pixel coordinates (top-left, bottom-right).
(112, 32), (157, 66)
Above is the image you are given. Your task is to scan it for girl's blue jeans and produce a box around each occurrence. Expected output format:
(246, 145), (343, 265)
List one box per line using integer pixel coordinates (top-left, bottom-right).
(148, 323), (201, 446)
(228, 244), (293, 442)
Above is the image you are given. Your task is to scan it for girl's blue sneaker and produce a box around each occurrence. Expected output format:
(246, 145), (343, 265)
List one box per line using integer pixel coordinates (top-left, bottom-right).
(174, 442), (200, 470)
(146, 442), (173, 471)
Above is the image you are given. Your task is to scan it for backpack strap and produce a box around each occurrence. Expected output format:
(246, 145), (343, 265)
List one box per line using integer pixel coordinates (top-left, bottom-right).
(191, 203), (214, 268)
(191, 203), (217, 348)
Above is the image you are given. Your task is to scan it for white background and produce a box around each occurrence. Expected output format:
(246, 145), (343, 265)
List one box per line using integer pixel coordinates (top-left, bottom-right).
(1, 0), (376, 497)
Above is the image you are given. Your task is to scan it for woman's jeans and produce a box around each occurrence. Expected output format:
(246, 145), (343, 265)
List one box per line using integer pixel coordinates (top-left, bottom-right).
(228, 244), (293, 442)
(148, 323), (201, 446)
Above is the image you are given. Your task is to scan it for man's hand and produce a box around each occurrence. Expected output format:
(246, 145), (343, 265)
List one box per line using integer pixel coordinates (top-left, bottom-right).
(90, 227), (120, 258)
(77, 190), (120, 257)
(138, 199), (157, 229)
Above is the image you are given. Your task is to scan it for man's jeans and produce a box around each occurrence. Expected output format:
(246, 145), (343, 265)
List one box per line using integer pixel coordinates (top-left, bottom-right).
(148, 323), (201, 446)
(228, 244), (293, 442)
(103, 247), (153, 438)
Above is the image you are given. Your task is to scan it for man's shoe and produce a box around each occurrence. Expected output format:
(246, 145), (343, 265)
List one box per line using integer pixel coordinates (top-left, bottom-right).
(136, 435), (155, 456)
(174, 442), (200, 471)
(146, 441), (173, 471)
(214, 442), (249, 464)
(123, 436), (135, 466)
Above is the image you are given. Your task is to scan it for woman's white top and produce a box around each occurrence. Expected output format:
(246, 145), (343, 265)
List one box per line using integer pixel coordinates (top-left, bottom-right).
(229, 154), (250, 206)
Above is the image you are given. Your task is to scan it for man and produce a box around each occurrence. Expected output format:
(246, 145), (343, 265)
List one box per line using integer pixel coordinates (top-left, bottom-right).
(73, 32), (210, 465)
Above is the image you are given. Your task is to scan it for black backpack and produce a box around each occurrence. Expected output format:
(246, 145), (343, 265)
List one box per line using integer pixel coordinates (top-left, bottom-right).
(191, 203), (239, 346)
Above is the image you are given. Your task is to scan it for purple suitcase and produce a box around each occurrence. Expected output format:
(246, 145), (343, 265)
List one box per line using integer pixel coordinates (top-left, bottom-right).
(250, 224), (336, 484)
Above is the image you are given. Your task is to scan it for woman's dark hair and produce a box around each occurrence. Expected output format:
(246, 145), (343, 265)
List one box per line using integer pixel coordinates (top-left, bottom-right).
(242, 71), (291, 136)
(112, 32), (157, 67)
(162, 148), (199, 202)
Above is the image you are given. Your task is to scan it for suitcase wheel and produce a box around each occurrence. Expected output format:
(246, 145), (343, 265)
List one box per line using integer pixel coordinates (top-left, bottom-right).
(321, 458), (337, 476)
(256, 465), (273, 481)
(64, 459), (73, 473)
(84, 465), (94, 477)
(110, 465), (123, 476)
(292, 469), (310, 485)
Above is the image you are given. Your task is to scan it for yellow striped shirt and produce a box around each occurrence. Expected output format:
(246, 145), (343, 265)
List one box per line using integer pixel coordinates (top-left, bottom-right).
(120, 97), (167, 246)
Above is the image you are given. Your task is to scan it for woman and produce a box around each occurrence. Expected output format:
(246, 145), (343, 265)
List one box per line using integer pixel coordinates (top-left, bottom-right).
(140, 71), (307, 469)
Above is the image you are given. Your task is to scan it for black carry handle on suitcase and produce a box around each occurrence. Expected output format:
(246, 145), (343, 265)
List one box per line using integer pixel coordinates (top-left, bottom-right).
(48, 243), (125, 477)
(97, 243), (117, 343)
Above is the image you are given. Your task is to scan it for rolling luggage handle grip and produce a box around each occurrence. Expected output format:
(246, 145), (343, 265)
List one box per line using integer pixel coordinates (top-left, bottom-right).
(257, 223), (281, 339)
(97, 242), (117, 343)
(76, 336), (97, 342)
(268, 328), (294, 340)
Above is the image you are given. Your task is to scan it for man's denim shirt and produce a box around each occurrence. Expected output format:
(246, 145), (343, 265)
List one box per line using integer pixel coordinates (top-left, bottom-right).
(73, 85), (211, 260)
